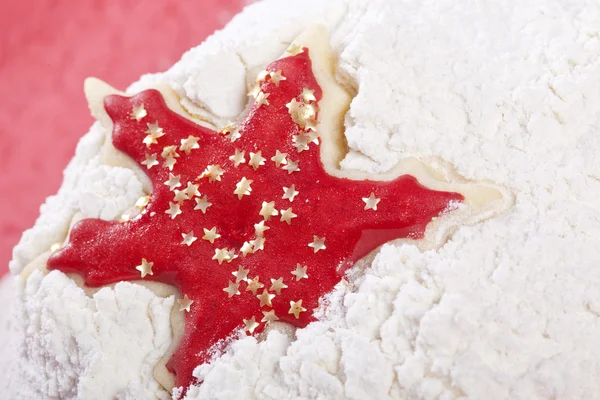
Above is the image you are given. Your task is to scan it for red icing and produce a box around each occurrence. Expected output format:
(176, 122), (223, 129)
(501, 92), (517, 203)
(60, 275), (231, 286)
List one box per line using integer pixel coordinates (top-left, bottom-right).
(48, 50), (463, 390)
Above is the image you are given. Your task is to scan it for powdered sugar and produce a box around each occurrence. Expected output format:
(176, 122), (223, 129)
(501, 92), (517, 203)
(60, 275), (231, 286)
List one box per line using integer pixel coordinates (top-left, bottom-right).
(4, 0), (600, 398)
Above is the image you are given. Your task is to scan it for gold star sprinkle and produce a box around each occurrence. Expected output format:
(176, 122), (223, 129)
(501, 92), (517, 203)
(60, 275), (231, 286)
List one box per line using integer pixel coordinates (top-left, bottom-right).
(220, 122), (235, 135)
(247, 85), (261, 99)
(181, 231), (197, 246)
(165, 202), (182, 219)
(173, 189), (190, 202)
(291, 264), (308, 281)
(232, 266), (250, 283)
(246, 277), (264, 295)
(240, 241), (254, 257)
(280, 207), (297, 225)
(283, 160), (300, 174)
(362, 192), (381, 211)
(292, 133), (311, 152)
(248, 151), (266, 170)
(229, 149), (246, 167)
(202, 227), (221, 244)
(119, 214), (131, 223)
(256, 289), (276, 307)
(254, 221), (270, 237)
(130, 104), (147, 121)
(220, 122), (241, 142)
(135, 195), (150, 209)
(288, 299), (307, 319)
(146, 122), (164, 136)
(243, 316), (260, 334)
(271, 150), (288, 167)
(135, 258), (154, 278)
(282, 185), (299, 202)
(212, 248), (231, 264)
(308, 236), (326, 253)
(269, 70), (286, 86)
(227, 249), (238, 262)
(255, 91), (270, 108)
(143, 134), (159, 148)
(141, 153), (159, 169)
(179, 135), (200, 155)
(184, 182), (200, 198)
(161, 145), (179, 159)
(223, 281), (241, 298)
(269, 278), (288, 295)
(234, 177), (253, 199)
(200, 164), (224, 182)
(164, 173), (181, 191)
(194, 195), (212, 213)
(301, 88), (317, 102)
(142, 122), (165, 148)
(259, 201), (279, 221)
(256, 70), (270, 83)
(261, 310), (279, 323)
(178, 294), (194, 312)
(250, 236), (265, 252)
(286, 43), (304, 56)
(164, 156), (177, 171)
(286, 98), (302, 117)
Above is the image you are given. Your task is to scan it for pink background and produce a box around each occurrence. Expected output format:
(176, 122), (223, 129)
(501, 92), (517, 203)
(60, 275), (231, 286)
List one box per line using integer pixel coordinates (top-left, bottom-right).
(0, 1), (247, 275)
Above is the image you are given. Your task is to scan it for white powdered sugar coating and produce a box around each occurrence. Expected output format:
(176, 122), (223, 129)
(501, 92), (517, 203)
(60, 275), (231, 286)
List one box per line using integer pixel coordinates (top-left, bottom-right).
(3, 0), (600, 399)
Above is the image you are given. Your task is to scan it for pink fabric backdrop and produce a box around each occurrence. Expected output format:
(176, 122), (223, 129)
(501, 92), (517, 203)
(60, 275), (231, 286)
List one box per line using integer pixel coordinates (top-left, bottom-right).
(0, 1), (247, 275)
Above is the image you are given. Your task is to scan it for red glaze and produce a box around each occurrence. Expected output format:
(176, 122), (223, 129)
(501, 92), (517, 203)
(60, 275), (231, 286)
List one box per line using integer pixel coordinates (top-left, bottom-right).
(48, 50), (463, 391)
